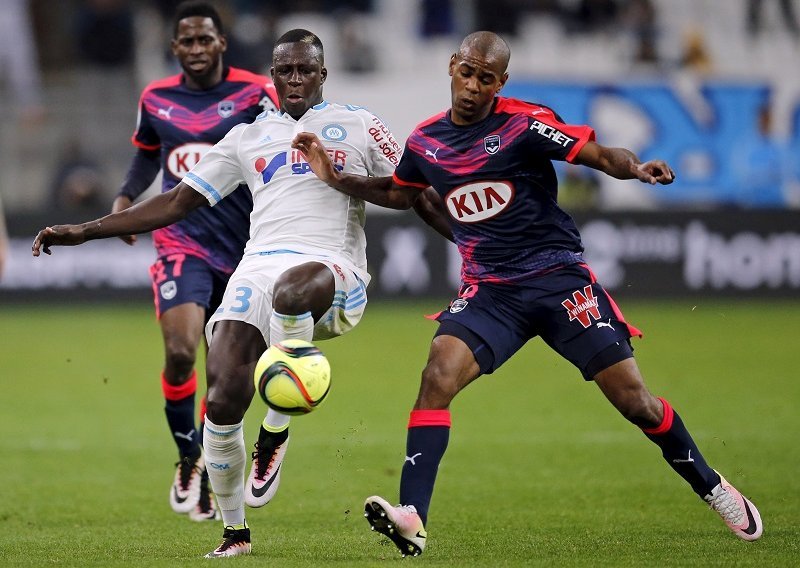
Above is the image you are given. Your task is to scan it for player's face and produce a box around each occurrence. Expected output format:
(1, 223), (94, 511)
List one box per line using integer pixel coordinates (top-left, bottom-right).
(271, 42), (327, 119)
(171, 17), (226, 85)
(448, 49), (508, 125)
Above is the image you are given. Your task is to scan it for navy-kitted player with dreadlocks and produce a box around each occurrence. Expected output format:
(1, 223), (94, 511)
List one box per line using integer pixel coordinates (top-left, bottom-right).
(292, 30), (762, 558)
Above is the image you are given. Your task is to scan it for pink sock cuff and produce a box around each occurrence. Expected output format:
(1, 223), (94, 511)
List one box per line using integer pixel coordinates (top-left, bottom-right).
(408, 409), (451, 428)
(642, 397), (674, 435)
(161, 370), (197, 401)
(199, 395), (207, 424)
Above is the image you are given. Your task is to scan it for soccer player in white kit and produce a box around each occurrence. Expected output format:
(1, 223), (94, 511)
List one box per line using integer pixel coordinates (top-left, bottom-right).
(33, 29), (410, 558)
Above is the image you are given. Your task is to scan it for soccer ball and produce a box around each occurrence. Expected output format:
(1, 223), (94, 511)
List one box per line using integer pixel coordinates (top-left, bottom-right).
(253, 339), (331, 415)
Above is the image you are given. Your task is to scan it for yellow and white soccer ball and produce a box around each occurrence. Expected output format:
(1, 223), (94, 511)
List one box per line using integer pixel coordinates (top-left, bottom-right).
(254, 339), (331, 415)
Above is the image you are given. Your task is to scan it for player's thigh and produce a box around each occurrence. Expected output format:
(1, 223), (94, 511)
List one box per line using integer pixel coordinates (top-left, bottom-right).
(534, 263), (639, 380)
(150, 254), (218, 351)
(434, 282), (529, 375)
(272, 261), (336, 319)
(312, 261), (368, 340)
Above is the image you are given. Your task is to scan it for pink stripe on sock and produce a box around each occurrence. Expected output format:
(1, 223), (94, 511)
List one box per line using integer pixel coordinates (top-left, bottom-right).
(408, 409), (451, 428)
(642, 397), (674, 435)
(161, 370), (197, 401)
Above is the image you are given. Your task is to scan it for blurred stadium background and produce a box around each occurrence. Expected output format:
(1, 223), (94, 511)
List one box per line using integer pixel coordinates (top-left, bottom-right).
(1, 0), (800, 300)
(2, 2), (799, 564)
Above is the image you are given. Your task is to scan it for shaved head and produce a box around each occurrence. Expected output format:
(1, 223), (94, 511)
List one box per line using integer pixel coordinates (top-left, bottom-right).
(458, 31), (510, 73)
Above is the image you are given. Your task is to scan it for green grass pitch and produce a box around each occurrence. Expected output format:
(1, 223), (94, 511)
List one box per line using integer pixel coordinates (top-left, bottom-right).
(1, 299), (798, 566)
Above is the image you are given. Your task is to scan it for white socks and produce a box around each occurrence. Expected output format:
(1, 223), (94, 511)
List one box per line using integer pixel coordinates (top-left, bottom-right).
(203, 418), (246, 526)
(263, 311), (314, 431)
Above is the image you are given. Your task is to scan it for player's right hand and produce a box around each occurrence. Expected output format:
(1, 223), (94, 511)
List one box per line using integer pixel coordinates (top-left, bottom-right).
(292, 132), (339, 185)
(32, 225), (86, 257)
(111, 195), (137, 245)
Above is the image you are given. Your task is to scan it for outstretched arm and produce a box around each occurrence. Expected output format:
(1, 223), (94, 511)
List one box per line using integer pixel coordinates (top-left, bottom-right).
(33, 183), (207, 256)
(112, 148), (162, 245)
(574, 141), (675, 185)
(413, 188), (454, 242)
(292, 132), (421, 209)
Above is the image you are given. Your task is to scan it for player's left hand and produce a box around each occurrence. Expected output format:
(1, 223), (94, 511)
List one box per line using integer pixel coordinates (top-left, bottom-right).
(32, 225), (86, 257)
(636, 160), (675, 185)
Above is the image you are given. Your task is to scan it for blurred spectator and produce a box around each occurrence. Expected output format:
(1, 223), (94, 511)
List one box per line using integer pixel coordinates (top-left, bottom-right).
(49, 138), (108, 218)
(746, 0), (800, 38)
(621, 0), (659, 65)
(0, 192), (8, 281)
(679, 27), (713, 75)
(569, 0), (619, 34)
(474, 0), (525, 36)
(75, 0), (135, 67)
(420, 0), (454, 37)
(0, 0), (45, 123)
(731, 102), (788, 207)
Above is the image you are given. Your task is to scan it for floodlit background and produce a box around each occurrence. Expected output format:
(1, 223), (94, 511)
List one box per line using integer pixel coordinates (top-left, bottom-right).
(1, 2), (799, 565)
(2, 0), (800, 299)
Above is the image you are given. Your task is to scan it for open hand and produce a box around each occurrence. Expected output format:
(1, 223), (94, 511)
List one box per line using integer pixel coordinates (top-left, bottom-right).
(32, 225), (87, 257)
(636, 160), (675, 185)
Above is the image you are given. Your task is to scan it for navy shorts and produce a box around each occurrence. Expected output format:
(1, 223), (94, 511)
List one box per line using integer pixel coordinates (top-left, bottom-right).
(434, 263), (641, 379)
(149, 253), (229, 322)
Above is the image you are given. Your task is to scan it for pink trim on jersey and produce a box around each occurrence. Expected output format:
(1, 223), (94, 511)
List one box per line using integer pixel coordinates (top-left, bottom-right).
(416, 111), (447, 129)
(642, 397), (674, 435)
(141, 85), (264, 136)
(496, 97), (595, 163)
(161, 370), (197, 401)
(408, 409), (452, 428)
(393, 172), (429, 189)
(132, 138), (160, 151)
(227, 68), (278, 106)
(580, 263), (643, 338)
(409, 113), (530, 176)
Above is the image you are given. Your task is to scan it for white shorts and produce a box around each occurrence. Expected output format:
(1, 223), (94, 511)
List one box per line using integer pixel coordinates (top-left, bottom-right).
(205, 251), (368, 346)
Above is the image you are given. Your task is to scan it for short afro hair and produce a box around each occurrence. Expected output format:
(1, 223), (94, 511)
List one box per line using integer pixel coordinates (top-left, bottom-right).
(173, 1), (224, 37)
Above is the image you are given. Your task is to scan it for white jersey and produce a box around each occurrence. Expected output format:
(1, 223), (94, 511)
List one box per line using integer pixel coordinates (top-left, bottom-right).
(182, 101), (401, 282)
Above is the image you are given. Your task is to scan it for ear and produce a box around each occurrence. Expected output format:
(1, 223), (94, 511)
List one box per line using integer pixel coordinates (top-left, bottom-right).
(497, 72), (509, 93)
(170, 38), (179, 57)
(320, 66), (328, 84)
(218, 34), (228, 53)
(448, 53), (457, 77)
(269, 65), (275, 80)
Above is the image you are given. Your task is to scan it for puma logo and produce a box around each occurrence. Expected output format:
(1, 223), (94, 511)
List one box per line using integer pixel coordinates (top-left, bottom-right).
(425, 147), (440, 162)
(158, 106), (174, 120)
(596, 320), (615, 331)
(174, 429), (195, 442)
(672, 450), (695, 464)
(405, 452), (422, 465)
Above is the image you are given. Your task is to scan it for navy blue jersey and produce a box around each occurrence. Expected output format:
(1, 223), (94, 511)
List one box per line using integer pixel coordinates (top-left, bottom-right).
(132, 67), (278, 274)
(394, 97), (595, 284)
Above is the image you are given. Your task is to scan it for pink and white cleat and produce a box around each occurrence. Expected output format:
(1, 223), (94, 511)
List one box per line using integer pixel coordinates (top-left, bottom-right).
(364, 495), (427, 557)
(204, 526), (251, 558)
(704, 472), (763, 541)
(245, 436), (289, 507)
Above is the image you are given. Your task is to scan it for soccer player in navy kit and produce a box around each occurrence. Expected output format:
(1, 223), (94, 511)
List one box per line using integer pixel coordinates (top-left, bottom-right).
(292, 31), (763, 556)
(112, 1), (278, 521)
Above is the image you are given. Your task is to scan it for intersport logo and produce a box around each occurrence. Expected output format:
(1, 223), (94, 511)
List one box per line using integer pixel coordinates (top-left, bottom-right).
(445, 181), (514, 223)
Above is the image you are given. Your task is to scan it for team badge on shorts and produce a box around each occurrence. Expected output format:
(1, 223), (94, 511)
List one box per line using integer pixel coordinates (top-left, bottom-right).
(449, 298), (469, 313)
(484, 134), (500, 154)
(561, 285), (601, 328)
(160, 280), (177, 300)
(218, 100), (235, 118)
